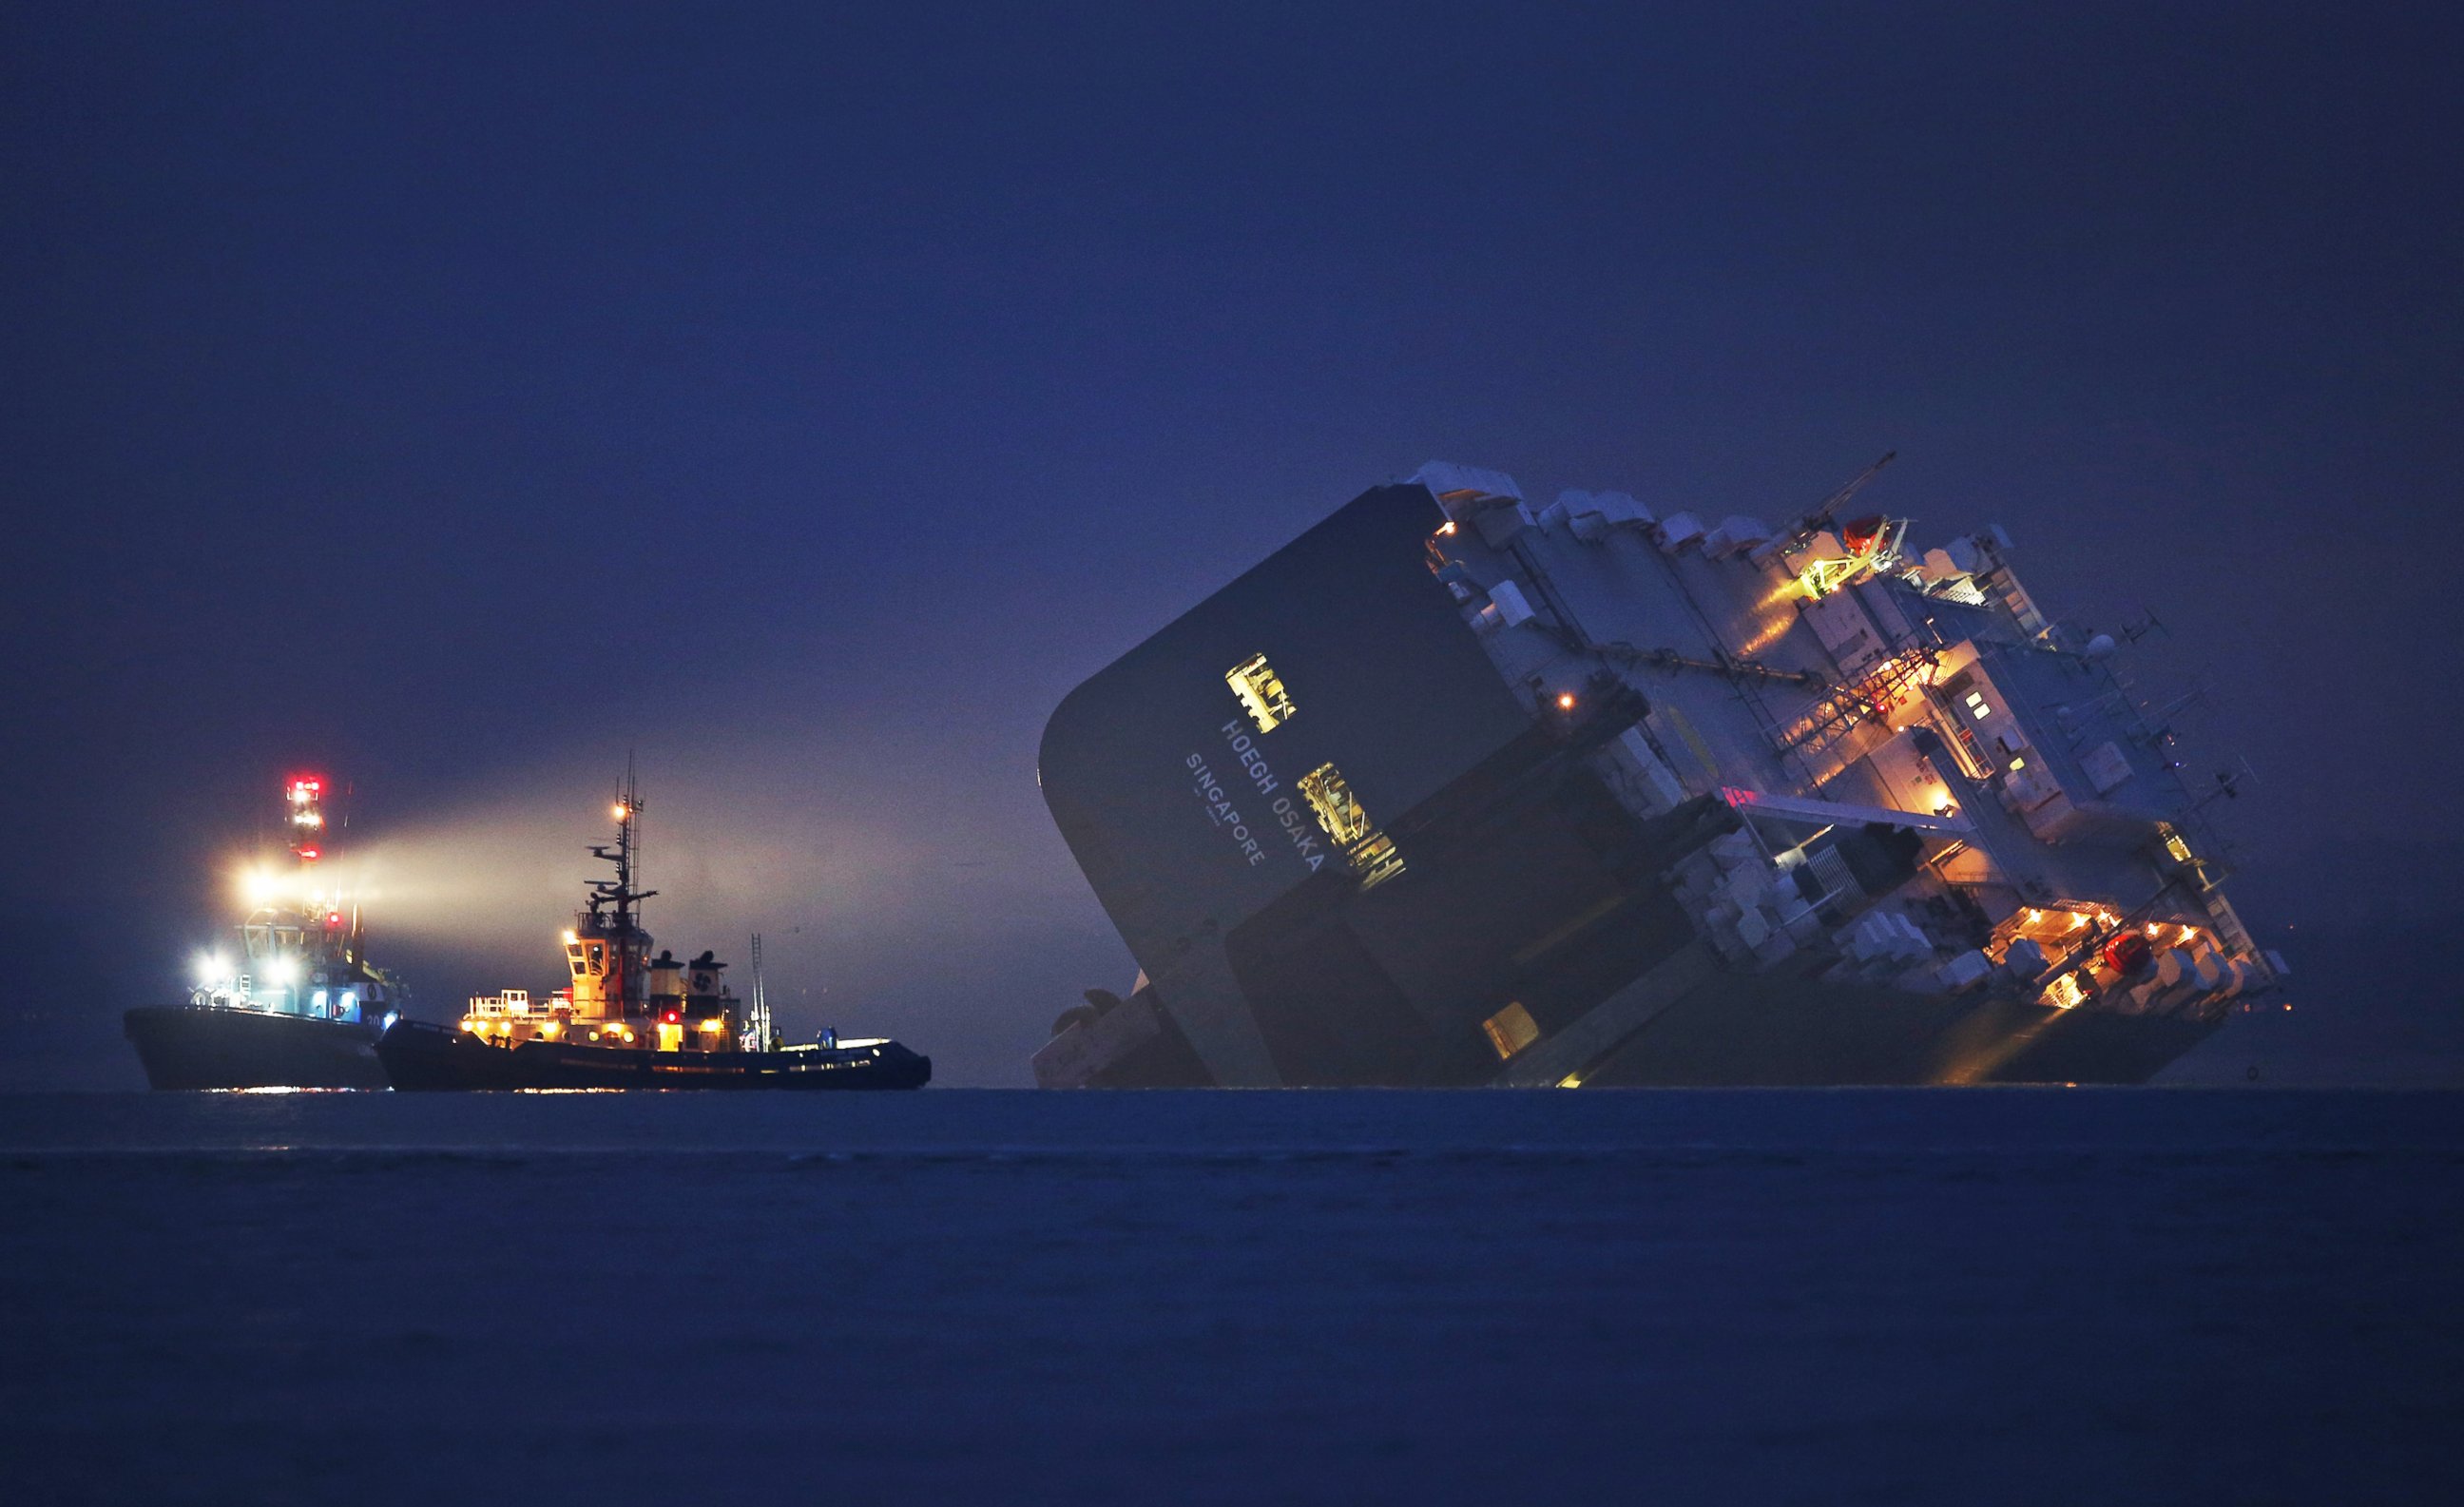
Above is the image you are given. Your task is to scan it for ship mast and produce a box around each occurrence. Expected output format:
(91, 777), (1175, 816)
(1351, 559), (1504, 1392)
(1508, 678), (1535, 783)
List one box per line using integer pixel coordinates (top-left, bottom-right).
(748, 932), (773, 1052)
(249, 773), (334, 986)
(584, 761), (657, 1018)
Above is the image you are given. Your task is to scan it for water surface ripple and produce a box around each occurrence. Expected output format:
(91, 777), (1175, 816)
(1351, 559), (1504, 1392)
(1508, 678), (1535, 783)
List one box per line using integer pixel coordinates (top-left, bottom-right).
(3, 1090), (2456, 1505)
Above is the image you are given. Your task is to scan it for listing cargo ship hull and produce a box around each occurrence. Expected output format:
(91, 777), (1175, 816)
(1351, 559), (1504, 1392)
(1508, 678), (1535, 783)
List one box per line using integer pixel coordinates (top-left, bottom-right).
(124, 1006), (389, 1092)
(377, 1019), (930, 1091)
(1034, 468), (2279, 1090)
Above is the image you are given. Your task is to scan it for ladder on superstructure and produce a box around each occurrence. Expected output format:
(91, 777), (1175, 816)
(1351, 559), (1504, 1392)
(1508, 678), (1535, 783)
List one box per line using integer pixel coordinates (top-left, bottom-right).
(1778, 648), (1938, 775)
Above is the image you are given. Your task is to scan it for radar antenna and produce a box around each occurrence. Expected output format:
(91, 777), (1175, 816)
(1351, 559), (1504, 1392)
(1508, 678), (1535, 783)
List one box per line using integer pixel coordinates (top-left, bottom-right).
(2120, 607), (2169, 644)
(2189, 755), (2261, 811)
(587, 761), (655, 918)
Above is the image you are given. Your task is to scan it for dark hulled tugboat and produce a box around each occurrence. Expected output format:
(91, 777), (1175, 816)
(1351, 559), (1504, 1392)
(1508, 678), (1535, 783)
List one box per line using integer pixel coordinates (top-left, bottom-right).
(125, 774), (406, 1090)
(377, 776), (930, 1091)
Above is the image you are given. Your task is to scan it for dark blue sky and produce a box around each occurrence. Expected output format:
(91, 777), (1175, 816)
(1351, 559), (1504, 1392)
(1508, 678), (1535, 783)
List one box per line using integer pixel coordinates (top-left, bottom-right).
(4, 3), (2456, 1085)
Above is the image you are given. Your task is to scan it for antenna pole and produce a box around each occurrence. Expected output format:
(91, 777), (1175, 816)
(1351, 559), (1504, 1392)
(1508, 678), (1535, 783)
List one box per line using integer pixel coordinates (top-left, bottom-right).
(749, 932), (771, 1052)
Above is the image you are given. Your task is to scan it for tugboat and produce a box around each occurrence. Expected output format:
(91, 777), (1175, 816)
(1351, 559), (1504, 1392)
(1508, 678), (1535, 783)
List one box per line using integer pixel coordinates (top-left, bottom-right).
(377, 777), (930, 1091)
(125, 774), (406, 1090)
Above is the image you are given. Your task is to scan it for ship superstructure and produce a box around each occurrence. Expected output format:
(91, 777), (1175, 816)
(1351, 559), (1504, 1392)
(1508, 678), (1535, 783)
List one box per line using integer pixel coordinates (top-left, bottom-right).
(1035, 462), (2281, 1088)
(126, 774), (404, 1090)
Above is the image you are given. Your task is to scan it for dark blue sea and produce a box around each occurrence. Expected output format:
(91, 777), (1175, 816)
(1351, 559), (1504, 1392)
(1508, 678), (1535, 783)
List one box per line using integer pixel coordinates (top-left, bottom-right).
(4, 1090), (2458, 1505)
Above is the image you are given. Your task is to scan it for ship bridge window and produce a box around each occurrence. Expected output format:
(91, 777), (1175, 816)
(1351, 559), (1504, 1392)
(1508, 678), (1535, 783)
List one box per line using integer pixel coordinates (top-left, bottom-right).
(587, 942), (606, 974)
(1299, 763), (1372, 846)
(1299, 763), (1408, 890)
(1482, 1001), (1541, 1060)
(1227, 653), (1297, 734)
(1346, 831), (1406, 889)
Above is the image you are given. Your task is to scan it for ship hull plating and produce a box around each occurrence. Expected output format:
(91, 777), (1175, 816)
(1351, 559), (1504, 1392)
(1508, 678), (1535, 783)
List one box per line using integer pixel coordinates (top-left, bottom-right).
(1036, 476), (2262, 1091)
(376, 1019), (931, 1091)
(1575, 976), (2223, 1088)
(124, 1006), (390, 1091)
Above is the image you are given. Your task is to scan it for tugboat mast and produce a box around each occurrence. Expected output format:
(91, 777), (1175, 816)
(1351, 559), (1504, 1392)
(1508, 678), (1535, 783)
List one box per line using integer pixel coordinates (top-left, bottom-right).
(582, 763), (657, 1022)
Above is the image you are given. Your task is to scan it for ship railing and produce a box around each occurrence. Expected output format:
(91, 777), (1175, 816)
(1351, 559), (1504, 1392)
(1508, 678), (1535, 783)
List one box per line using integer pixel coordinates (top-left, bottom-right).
(465, 1001), (575, 1019)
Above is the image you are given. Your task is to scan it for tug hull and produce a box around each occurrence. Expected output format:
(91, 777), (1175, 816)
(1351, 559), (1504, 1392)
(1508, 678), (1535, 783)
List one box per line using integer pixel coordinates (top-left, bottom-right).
(377, 1019), (931, 1091)
(124, 1005), (389, 1091)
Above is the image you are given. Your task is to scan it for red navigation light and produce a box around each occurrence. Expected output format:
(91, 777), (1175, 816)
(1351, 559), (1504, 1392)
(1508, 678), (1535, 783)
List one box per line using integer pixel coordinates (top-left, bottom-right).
(298, 846), (321, 861)
(663, 1010), (679, 1024)
(324, 912), (344, 929)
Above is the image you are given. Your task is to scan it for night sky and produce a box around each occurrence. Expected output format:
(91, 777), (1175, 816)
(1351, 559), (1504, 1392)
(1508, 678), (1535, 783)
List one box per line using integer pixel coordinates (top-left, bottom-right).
(4, 3), (2456, 1087)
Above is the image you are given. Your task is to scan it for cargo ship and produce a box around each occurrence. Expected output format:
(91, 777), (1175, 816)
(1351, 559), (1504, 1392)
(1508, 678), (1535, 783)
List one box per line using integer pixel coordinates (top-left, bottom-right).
(1034, 459), (2284, 1088)
(125, 775), (405, 1090)
(377, 778), (930, 1090)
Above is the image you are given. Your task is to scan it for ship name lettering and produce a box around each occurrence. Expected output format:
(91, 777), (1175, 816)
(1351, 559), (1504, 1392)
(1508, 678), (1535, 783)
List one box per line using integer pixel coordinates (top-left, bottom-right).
(1271, 795), (1324, 868)
(1188, 757), (1230, 818)
(1221, 720), (1280, 798)
(1187, 752), (1265, 863)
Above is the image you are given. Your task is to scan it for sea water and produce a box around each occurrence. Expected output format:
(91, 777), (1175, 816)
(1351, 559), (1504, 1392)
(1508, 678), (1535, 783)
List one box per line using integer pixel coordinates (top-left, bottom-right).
(3, 1089), (2458, 1505)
